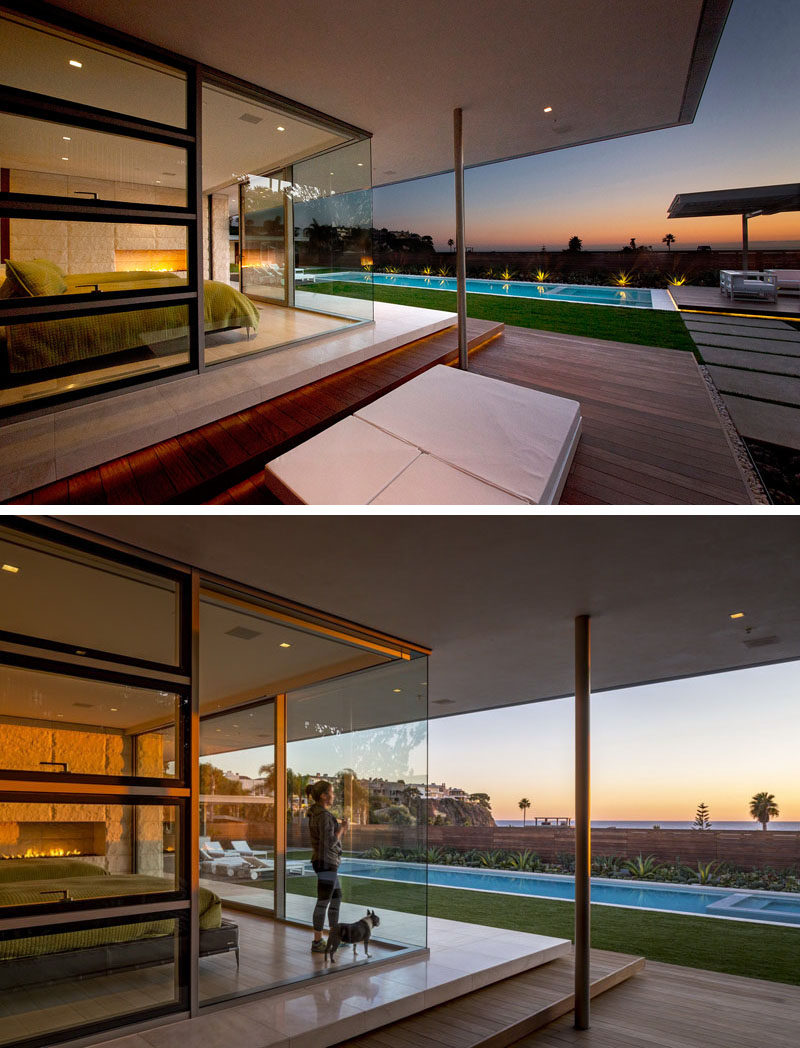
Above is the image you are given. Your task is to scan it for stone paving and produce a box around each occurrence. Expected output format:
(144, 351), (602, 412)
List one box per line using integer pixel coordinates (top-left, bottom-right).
(683, 313), (800, 451)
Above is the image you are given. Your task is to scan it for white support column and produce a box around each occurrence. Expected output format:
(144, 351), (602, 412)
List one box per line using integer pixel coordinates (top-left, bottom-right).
(742, 213), (749, 271)
(453, 107), (468, 370)
(574, 614), (591, 1030)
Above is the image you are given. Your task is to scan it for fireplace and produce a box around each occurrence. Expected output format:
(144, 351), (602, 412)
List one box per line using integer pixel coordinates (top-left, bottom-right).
(0, 822), (106, 861)
(115, 249), (187, 273)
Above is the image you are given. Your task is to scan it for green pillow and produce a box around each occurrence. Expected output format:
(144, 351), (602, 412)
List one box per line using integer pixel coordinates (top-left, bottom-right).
(3, 259), (67, 297)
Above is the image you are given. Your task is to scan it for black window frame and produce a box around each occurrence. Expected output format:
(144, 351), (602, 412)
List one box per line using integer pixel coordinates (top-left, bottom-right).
(0, 0), (372, 421)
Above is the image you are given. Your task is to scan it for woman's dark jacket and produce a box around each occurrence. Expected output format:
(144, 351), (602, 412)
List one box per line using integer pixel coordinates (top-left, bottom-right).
(307, 802), (342, 870)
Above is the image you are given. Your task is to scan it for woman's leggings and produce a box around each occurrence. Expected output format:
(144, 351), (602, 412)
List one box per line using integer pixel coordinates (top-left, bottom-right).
(312, 863), (342, 932)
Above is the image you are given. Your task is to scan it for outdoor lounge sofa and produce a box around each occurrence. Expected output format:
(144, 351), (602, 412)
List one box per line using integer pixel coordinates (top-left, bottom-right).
(764, 269), (800, 294)
(719, 270), (778, 302)
(264, 364), (581, 505)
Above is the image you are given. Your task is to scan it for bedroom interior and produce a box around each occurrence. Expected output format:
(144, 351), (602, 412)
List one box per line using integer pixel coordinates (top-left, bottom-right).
(0, 6), (374, 414)
(0, 519), (428, 1047)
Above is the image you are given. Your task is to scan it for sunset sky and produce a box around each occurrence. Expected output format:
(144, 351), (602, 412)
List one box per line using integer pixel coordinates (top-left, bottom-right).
(374, 0), (800, 252)
(428, 660), (800, 823)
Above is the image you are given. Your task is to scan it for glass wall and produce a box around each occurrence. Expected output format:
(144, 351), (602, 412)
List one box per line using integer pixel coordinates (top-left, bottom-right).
(0, 522), (426, 1041)
(0, 521), (191, 1047)
(1, 8), (373, 421)
(0, 8), (196, 415)
(286, 659), (428, 952)
(293, 137), (374, 322)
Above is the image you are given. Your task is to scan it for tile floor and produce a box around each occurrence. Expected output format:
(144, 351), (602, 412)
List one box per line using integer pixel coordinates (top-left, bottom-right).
(90, 917), (570, 1048)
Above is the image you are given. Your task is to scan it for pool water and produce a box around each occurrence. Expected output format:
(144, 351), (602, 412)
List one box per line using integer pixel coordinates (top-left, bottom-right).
(319, 271), (656, 309)
(338, 859), (800, 925)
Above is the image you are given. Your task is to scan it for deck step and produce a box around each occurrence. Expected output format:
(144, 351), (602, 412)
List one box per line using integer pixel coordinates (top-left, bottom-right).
(336, 949), (644, 1048)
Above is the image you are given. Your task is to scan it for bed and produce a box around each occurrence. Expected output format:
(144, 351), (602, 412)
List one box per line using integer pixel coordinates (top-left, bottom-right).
(0, 260), (260, 375)
(0, 858), (238, 988)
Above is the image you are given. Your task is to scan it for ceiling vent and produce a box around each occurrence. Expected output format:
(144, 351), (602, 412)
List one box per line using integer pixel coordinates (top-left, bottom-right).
(226, 626), (261, 640)
(240, 113), (263, 124)
(743, 635), (779, 649)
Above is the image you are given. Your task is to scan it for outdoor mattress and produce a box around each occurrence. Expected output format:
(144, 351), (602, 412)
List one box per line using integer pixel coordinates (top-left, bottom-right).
(266, 364), (581, 504)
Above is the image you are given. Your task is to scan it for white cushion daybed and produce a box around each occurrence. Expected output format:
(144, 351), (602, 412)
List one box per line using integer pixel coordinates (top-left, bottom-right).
(265, 365), (581, 505)
(719, 270), (778, 302)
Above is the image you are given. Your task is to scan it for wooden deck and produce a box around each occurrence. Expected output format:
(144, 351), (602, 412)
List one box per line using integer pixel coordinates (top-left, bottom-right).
(502, 960), (800, 1048)
(10, 321), (751, 506)
(335, 949), (643, 1048)
(672, 284), (800, 318)
(468, 326), (750, 505)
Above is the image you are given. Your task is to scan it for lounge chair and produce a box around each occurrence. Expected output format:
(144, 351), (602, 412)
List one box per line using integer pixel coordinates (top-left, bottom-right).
(230, 842), (307, 876)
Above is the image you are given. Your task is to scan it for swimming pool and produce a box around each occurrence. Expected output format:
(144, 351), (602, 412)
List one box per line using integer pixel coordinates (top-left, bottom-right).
(337, 859), (800, 927)
(315, 272), (676, 311)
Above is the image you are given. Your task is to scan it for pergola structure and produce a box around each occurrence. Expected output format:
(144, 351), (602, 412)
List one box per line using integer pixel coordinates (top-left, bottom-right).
(667, 182), (800, 270)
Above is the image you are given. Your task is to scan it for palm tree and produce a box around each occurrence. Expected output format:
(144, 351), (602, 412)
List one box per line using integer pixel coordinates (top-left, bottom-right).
(662, 232), (675, 252)
(518, 797), (531, 826)
(447, 238), (454, 252)
(749, 791), (779, 830)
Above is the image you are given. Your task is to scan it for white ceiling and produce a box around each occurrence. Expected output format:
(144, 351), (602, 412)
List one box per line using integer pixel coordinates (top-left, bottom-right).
(59, 516), (800, 719)
(48, 0), (728, 185)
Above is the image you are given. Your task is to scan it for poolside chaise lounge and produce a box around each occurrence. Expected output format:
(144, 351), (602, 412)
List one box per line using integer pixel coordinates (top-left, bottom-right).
(231, 841), (307, 876)
(264, 364), (582, 505)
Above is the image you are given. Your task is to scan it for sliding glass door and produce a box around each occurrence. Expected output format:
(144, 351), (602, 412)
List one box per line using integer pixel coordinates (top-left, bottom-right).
(240, 175), (287, 304)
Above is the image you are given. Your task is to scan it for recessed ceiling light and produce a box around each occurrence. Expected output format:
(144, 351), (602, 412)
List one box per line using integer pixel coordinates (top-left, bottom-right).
(215, 728), (221, 732)
(109, 707), (118, 712)
(1, 564), (19, 573)
(62, 136), (71, 141)
(393, 688), (402, 693)
(155, 180), (161, 184)
(730, 612), (745, 619)
(276, 125), (286, 131)
(61, 156), (69, 161)
(75, 649), (86, 655)
(357, 162), (364, 167)
(279, 642), (291, 648)
(543, 106), (553, 113)
(69, 59), (83, 68)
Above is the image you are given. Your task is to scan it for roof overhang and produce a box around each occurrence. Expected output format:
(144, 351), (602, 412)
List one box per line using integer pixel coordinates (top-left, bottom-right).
(46, 0), (731, 185)
(57, 516), (800, 719)
(668, 183), (800, 219)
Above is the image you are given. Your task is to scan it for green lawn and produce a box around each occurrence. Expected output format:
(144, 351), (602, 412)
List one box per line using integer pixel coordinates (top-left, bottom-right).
(286, 875), (800, 986)
(312, 280), (698, 354)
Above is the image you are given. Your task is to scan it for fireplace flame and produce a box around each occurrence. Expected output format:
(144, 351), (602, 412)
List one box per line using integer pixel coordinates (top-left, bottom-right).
(0, 848), (82, 859)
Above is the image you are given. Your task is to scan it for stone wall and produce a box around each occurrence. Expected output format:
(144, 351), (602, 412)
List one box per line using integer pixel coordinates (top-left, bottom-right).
(7, 169), (185, 274)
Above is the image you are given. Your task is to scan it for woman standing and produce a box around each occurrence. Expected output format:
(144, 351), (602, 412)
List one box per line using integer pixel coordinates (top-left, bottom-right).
(306, 779), (347, 953)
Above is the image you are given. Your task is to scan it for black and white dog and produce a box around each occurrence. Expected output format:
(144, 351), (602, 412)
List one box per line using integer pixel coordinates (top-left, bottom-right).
(325, 910), (380, 963)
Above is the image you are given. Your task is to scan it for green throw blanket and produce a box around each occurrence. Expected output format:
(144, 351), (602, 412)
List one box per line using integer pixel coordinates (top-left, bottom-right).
(4, 278), (260, 373)
(0, 859), (108, 883)
(0, 874), (221, 959)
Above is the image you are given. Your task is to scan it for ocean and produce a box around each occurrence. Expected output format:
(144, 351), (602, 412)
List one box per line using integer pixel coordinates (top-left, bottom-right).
(495, 820), (800, 831)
